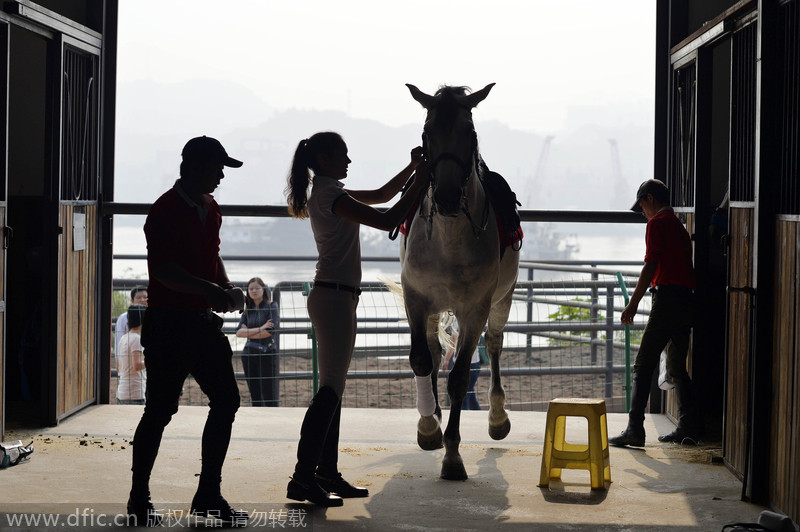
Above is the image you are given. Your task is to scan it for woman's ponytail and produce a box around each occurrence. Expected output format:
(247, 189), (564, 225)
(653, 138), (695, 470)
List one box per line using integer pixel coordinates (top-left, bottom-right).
(285, 132), (345, 219)
(286, 139), (312, 219)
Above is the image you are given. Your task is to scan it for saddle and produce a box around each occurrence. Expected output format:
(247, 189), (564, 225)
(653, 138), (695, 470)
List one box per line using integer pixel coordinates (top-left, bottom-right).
(481, 164), (524, 259)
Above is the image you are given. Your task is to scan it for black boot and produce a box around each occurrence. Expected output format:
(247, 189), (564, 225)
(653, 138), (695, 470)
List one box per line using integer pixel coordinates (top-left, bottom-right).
(610, 372), (649, 447)
(126, 492), (163, 527)
(287, 386), (343, 507)
(609, 426), (645, 447)
(658, 377), (700, 444)
(128, 412), (168, 526)
(316, 402), (369, 498)
(191, 476), (249, 525)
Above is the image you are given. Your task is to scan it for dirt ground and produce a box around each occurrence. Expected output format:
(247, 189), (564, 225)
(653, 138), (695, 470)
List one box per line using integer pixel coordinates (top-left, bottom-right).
(110, 344), (628, 413)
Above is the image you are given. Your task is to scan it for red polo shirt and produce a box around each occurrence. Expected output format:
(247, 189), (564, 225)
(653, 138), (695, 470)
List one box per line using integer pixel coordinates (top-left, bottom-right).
(644, 208), (696, 289)
(144, 184), (222, 310)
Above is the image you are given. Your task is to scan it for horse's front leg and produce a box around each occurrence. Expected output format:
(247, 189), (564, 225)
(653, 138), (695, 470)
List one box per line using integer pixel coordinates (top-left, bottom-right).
(406, 293), (442, 450)
(441, 320), (482, 481)
(440, 349), (468, 480)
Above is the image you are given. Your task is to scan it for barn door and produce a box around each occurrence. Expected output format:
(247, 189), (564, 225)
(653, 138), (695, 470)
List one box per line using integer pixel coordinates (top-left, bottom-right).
(56, 36), (100, 419)
(724, 20), (757, 481)
(0, 20), (8, 440)
(662, 60), (697, 424)
(54, 36), (101, 420)
(769, 0), (800, 517)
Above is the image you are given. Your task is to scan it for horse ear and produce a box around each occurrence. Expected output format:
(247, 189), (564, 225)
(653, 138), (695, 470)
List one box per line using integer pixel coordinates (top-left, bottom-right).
(459, 83), (496, 109)
(406, 83), (436, 109)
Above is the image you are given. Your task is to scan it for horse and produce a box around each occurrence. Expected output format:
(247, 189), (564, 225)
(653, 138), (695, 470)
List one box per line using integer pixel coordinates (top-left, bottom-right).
(400, 83), (520, 480)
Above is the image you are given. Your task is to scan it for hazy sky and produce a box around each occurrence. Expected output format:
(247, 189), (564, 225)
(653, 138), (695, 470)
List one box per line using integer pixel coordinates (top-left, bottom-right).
(117, 0), (657, 132)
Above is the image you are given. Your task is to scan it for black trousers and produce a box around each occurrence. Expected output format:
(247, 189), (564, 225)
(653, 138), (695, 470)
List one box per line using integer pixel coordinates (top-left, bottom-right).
(131, 307), (240, 495)
(629, 288), (698, 430)
(241, 346), (280, 407)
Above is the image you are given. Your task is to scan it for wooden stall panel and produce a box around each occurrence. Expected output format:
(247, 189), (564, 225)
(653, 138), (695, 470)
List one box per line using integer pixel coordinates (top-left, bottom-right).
(57, 204), (96, 417)
(0, 205), (4, 438)
(770, 220), (799, 519)
(725, 207), (754, 477)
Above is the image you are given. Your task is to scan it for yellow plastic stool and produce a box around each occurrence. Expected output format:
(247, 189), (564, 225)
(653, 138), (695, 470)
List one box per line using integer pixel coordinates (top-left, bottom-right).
(538, 398), (611, 490)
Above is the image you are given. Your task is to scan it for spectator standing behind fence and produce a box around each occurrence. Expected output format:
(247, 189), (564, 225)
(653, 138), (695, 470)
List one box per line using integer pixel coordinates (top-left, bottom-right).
(117, 305), (147, 405)
(126, 136), (247, 526)
(115, 286), (148, 358)
(441, 314), (482, 411)
(284, 132), (428, 507)
(609, 179), (699, 448)
(236, 277), (280, 407)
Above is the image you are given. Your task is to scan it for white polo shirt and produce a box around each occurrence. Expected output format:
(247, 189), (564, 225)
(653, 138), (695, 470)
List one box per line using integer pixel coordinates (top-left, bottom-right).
(307, 175), (362, 287)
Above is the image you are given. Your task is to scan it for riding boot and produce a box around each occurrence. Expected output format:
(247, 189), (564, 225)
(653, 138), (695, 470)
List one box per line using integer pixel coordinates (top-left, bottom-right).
(316, 401), (369, 498)
(627, 371), (652, 429)
(191, 475), (249, 524)
(658, 377), (701, 444)
(609, 372), (649, 447)
(130, 412), (168, 502)
(286, 386), (343, 507)
(128, 413), (169, 526)
(316, 400), (342, 480)
(674, 377), (699, 432)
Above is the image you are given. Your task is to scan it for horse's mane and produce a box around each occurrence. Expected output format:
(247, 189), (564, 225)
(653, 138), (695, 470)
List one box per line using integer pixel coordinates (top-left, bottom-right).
(431, 85), (472, 131)
(434, 85), (471, 98)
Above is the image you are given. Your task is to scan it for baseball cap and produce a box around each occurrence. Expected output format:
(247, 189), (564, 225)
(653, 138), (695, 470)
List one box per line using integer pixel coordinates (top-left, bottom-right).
(631, 179), (670, 212)
(181, 136), (243, 168)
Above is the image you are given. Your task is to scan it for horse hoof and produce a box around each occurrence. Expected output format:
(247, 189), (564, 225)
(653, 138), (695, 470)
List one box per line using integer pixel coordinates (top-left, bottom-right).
(417, 429), (443, 450)
(417, 416), (443, 451)
(440, 461), (468, 481)
(488, 418), (511, 440)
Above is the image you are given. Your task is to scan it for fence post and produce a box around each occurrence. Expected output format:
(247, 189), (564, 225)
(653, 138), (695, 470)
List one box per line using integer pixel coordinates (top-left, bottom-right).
(616, 272), (631, 411)
(302, 282), (319, 394)
(590, 264), (599, 365)
(605, 283), (615, 398)
(525, 266), (534, 361)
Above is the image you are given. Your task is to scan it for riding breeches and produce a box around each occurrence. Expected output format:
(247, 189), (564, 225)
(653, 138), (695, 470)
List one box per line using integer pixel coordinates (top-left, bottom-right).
(306, 286), (359, 398)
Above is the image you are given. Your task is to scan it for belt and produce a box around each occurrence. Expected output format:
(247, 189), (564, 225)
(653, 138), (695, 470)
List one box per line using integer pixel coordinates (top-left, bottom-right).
(650, 284), (693, 294)
(314, 281), (362, 295)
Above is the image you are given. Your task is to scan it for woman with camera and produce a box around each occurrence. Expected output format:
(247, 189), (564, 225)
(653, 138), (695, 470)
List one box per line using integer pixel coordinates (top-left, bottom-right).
(236, 277), (280, 406)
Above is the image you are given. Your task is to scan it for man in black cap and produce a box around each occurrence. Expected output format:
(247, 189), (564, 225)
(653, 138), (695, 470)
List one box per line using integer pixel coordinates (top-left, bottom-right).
(127, 136), (247, 526)
(610, 179), (700, 448)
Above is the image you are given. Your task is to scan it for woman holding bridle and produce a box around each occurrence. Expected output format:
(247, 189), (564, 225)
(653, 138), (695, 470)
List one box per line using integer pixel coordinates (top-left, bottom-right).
(284, 131), (428, 507)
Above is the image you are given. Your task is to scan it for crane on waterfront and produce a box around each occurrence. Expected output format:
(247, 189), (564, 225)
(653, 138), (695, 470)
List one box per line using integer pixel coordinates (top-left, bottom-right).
(608, 138), (629, 208)
(523, 135), (554, 208)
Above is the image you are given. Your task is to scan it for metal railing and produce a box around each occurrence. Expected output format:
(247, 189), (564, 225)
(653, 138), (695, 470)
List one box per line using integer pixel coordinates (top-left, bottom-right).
(110, 257), (647, 411)
(106, 204), (647, 410)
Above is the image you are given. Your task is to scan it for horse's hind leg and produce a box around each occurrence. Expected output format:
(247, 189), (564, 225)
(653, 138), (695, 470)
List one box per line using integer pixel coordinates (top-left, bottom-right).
(487, 294), (514, 441)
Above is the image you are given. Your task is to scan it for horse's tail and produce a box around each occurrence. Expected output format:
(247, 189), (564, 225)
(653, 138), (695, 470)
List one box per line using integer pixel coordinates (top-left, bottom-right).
(381, 277), (453, 351)
(438, 312), (455, 353)
(381, 277), (404, 299)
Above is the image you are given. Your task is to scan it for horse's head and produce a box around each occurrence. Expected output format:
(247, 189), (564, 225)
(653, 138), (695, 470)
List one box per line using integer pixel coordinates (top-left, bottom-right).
(407, 83), (495, 216)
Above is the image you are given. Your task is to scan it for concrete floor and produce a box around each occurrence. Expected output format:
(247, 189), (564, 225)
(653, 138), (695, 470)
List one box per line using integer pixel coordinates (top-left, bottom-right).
(0, 405), (767, 531)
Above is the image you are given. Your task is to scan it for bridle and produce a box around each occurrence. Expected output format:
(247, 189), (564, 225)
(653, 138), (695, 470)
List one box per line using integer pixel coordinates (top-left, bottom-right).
(420, 126), (489, 239)
(422, 129), (477, 187)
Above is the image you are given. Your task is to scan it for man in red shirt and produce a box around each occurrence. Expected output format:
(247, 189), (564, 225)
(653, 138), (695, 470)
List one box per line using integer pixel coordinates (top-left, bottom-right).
(127, 136), (247, 526)
(610, 179), (699, 448)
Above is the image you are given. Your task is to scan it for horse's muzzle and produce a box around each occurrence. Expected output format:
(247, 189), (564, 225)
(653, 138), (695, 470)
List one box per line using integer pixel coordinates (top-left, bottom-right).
(433, 189), (462, 216)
